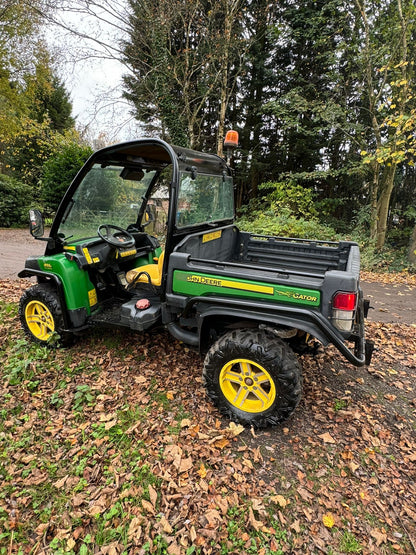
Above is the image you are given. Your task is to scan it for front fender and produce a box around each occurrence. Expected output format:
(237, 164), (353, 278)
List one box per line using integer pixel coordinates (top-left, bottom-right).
(19, 257), (94, 330)
(18, 268), (70, 329)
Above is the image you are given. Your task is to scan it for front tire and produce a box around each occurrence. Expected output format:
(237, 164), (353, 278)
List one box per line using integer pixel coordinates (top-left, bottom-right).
(19, 284), (70, 346)
(203, 329), (302, 428)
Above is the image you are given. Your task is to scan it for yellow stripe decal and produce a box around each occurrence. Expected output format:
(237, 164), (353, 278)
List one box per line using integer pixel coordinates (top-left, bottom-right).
(186, 274), (274, 295)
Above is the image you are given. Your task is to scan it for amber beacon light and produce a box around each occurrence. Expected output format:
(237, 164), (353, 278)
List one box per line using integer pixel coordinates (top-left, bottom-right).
(224, 130), (239, 149)
(224, 130), (239, 164)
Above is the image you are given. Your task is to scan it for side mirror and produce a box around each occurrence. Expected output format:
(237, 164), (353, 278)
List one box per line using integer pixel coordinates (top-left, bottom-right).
(142, 204), (156, 228)
(29, 209), (44, 238)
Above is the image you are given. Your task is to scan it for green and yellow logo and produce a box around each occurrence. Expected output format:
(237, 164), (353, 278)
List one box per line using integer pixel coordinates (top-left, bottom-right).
(275, 289), (319, 303)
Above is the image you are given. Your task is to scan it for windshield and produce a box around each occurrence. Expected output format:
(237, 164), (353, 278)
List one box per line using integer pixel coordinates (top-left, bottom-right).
(176, 172), (234, 228)
(58, 164), (157, 241)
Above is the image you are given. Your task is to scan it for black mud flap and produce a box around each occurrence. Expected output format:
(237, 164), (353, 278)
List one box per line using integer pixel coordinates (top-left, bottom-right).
(365, 340), (375, 366)
(363, 299), (372, 318)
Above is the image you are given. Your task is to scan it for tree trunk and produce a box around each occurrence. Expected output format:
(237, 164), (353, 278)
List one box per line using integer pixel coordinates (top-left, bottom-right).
(408, 224), (416, 265)
(217, 0), (241, 158)
(369, 161), (380, 240)
(375, 164), (397, 250)
(242, 0), (268, 199)
(216, 36), (230, 158)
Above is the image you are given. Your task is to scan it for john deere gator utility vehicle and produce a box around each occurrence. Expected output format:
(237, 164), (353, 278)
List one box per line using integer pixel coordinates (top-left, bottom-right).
(19, 133), (373, 427)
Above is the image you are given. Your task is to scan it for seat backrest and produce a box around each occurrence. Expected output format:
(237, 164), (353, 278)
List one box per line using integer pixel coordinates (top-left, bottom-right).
(157, 250), (165, 272)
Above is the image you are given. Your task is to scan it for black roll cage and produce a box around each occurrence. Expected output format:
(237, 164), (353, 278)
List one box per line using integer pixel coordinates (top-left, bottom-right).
(49, 138), (233, 260)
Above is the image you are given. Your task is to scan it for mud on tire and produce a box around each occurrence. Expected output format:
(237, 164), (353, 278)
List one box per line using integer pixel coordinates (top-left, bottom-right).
(203, 328), (302, 428)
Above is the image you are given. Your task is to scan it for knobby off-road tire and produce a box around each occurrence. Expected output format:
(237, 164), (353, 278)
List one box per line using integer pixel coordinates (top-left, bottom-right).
(203, 329), (302, 428)
(19, 284), (71, 346)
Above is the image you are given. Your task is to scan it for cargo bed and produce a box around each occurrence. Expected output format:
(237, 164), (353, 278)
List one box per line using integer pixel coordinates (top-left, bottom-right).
(168, 225), (361, 326)
(237, 233), (356, 278)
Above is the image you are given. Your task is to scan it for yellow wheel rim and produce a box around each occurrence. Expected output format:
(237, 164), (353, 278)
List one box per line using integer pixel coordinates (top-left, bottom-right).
(25, 300), (55, 341)
(219, 358), (276, 413)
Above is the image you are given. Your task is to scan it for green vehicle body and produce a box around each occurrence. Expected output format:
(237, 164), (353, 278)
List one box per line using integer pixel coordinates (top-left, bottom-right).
(172, 270), (321, 306)
(36, 253), (96, 313)
(35, 246), (162, 315)
(19, 136), (373, 427)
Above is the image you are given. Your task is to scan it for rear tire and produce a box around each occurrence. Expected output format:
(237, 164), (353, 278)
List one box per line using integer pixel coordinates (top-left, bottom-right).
(203, 329), (302, 428)
(19, 284), (71, 346)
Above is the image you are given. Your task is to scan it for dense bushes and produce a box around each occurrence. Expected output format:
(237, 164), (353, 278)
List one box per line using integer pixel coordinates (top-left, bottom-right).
(1, 139), (92, 227)
(237, 180), (339, 241)
(236, 179), (415, 272)
(0, 174), (34, 227)
(259, 180), (318, 219)
(238, 209), (339, 241)
(41, 143), (93, 213)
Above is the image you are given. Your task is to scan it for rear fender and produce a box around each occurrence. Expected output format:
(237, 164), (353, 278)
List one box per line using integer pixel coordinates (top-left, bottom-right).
(193, 297), (367, 366)
(197, 306), (329, 354)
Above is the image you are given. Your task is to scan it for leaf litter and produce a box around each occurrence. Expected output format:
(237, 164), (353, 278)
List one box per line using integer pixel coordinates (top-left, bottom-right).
(0, 278), (415, 554)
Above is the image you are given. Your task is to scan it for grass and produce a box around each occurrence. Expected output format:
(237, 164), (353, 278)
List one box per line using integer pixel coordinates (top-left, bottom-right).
(338, 531), (363, 553)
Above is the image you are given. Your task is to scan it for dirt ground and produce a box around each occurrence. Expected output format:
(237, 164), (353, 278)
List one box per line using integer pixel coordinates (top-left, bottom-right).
(1, 227), (415, 324)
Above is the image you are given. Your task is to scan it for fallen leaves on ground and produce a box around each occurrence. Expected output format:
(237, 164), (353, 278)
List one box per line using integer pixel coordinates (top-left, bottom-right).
(0, 279), (415, 555)
(361, 270), (416, 286)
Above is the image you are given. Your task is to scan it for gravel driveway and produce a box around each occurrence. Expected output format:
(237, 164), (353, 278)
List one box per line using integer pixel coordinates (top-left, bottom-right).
(0, 228), (47, 280)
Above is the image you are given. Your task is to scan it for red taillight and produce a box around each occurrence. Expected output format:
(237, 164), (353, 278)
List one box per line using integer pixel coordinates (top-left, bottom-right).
(333, 292), (357, 311)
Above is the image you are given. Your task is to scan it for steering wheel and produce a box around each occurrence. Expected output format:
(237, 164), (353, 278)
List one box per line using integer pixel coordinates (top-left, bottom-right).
(97, 224), (136, 248)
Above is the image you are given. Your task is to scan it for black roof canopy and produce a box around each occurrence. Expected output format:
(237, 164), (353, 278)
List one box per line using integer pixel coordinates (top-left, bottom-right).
(89, 138), (230, 176)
